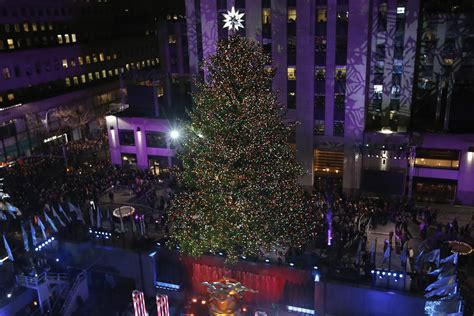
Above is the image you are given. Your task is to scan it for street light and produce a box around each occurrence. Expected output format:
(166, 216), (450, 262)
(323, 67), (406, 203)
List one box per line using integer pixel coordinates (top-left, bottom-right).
(169, 129), (180, 140)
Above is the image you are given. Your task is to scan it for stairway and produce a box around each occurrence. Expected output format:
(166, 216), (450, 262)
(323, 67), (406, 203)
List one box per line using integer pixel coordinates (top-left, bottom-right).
(58, 270), (88, 316)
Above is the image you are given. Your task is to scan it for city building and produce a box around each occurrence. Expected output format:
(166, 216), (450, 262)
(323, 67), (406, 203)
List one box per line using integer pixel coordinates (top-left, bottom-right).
(0, 0), (186, 162)
(184, 0), (474, 205)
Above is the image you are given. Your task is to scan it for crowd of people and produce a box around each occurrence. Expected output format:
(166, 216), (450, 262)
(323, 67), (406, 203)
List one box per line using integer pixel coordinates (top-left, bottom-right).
(1, 137), (160, 217)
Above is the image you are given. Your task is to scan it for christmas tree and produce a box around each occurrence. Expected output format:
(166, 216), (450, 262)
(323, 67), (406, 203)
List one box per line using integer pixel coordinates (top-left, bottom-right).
(169, 35), (318, 262)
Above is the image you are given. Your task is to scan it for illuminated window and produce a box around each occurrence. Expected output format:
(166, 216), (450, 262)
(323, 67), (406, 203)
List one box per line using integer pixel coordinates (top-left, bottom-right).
(108, 69), (113, 76)
(155, 57), (159, 63)
(48, 23), (53, 30)
(57, 34), (63, 44)
(88, 73), (93, 81)
(397, 7), (405, 14)
(99, 53), (104, 62)
(62, 59), (68, 68)
(7, 93), (14, 101)
(78, 56), (83, 65)
(168, 35), (176, 44)
(125, 63), (130, 70)
(93, 54), (98, 63)
(70, 58), (76, 67)
(32, 23), (37, 31)
(0, 96), (3, 104)
(95, 72), (100, 79)
(65, 77), (71, 86)
(415, 158), (459, 169)
(146, 59), (151, 66)
(317, 9), (327, 23)
(102, 70), (106, 78)
(23, 22), (29, 32)
(114, 68), (119, 75)
(14, 24), (20, 32)
(40, 23), (46, 31)
(288, 8), (296, 22)
(64, 34), (70, 43)
(81, 74), (86, 83)
(374, 84), (383, 93)
(73, 76), (79, 85)
(2, 67), (11, 79)
(85, 55), (91, 64)
(112, 53), (117, 59)
(71, 34), (76, 42)
(262, 8), (271, 24)
(7, 39), (14, 49)
(287, 67), (296, 80)
(106, 55), (111, 61)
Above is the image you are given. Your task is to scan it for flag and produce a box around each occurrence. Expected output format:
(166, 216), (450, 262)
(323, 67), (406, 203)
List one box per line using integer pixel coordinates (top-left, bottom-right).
(21, 223), (29, 252)
(425, 283), (457, 298)
(3, 234), (14, 261)
(119, 214), (125, 233)
(52, 207), (66, 227)
(67, 202), (76, 213)
(428, 262), (457, 279)
(96, 206), (102, 228)
(29, 220), (37, 246)
(44, 211), (58, 232)
(369, 240), (376, 263)
(89, 206), (95, 227)
(69, 203), (85, 224)
(131, 215), (137, 233)
(37, 217), (47, 239)
(5, 202), (18, 219)
(425, 275), (457, 292)
(59, 204), (72, 223)
(424, 249), (440, 267)
(383, 243), (391, 263)
(400, 242), (408, 268)
(415, 249), (425, 270)
(440, 253), (458, 265)
(156, 294), (170, 316)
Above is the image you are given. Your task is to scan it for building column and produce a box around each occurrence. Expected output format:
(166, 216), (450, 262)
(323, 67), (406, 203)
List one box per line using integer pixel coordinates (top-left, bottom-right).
(324, 0), (337, 137)
(381, 0), (397, 126)
(271, 0), (287, 108)
(296, 0), (315, 190)
(185, 0), (199, 76)
(200, 0), (218, 63)
(343, 0), (370, 195)
(246, 0), (262, 42)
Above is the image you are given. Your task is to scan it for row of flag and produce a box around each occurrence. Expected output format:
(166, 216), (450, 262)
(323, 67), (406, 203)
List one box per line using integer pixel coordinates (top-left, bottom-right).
(132, 290), (169, 316)
(2, 202), (85, 263)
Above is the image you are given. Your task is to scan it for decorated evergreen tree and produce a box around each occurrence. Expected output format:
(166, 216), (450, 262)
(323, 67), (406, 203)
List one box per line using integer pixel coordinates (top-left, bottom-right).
(169, 35), (318, 261)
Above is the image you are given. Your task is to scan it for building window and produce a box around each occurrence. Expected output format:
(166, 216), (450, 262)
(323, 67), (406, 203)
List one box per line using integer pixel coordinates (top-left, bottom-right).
(14, 24), (20, 32)
(121, 153), (137, 167)
(288, 8), (296, 22)
(168, 35), (176, 44)
(23, 22), (29, 32)
(7, 93), (15, 101)
(62, 59), (68, 68)
(57, 34), (63, 44)
(85, 55), (91, 64)
(70, 58), (76, 67)
(88, 73), (93, 81)
(414, 149), (460, 169)
(7, 39), (14, 49)
(148, 156), (169, 176)
(73, 76), (79, 85)
(48, 23), (53, 30)
(317, 9), (327, 22)
(145, 131), (168, 148)
(78, 56), (83, 65)
(80, 74), (86, 83)
(71, 34), (76, 42)
(119, 130), (135, 146)
(65, 77), (71, 86)
(64, 34), (70, 43)
(95, 72), (100, 79)
(31, 22), (37, 31)
(99, 53), (105, 62)
(40, 23), (46, 31)
(262, 8), (271, 24)
(102, 70), (106, 78)
(2, 67), (11, 79)
(4, 24), (10, 33)
(287, 67), (296, 80)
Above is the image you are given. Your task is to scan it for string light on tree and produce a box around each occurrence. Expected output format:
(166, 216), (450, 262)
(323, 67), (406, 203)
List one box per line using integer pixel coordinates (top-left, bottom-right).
(222, 7), (244, 31)
(168, 35), (319, 263)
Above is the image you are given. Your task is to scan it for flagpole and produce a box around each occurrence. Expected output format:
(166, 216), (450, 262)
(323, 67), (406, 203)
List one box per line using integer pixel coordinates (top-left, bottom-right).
(404, 242), (407, 290)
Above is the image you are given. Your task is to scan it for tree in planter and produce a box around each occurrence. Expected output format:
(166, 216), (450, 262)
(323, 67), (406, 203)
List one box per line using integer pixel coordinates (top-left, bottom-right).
(53, 104), (95, 138)
(168, 35), (319, 262)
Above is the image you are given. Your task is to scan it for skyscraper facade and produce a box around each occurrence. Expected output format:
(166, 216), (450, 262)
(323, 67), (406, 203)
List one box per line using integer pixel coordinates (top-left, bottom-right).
(185, 0), (474, 205)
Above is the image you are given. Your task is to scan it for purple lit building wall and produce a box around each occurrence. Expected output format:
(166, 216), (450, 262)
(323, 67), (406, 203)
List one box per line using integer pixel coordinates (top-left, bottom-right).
(185, 0), (474, 205)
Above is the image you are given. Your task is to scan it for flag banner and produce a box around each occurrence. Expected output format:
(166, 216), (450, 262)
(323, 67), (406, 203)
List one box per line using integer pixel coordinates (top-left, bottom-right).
(400, 242), (408, 267)
(3, 234), (14, 261)
(415, 249), (425, 270)
(107, 209), (112, 224)
(369, 240), (376, 263)
(156, 294), (170, 316)
(424, 249), (441, 266)
(89, 207), (95, 227)
(440, 253), (458, 265)
(132, 290), (147, 316)
(52, 207), (66, 227)
(71, 204), (85, 224)
(355, 238), (362, 265)
(5, 202), (18, 219)
(44, 211), (58, 232)
(428, 262), (457, 279)
(59, 204), (72, 223)
(131, 215), (137, 233)
(29, 220), (38, 246)
(425, 283), (457, 298)
(21, 223), (29, 252)
(96, 206), (102, 228)
(37, 217), (47, 239)
(67, 202), (77, 213)
(383, 243), (391, 263)
(425, 275), (457, 292)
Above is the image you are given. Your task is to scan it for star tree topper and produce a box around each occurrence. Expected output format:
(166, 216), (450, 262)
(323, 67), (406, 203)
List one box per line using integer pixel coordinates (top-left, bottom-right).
(222, 6), (245, 31)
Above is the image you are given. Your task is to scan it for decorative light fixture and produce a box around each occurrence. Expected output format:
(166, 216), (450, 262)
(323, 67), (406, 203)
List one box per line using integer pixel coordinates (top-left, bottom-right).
(223, 6), (245, 31)
(380, 127), (394, 135)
